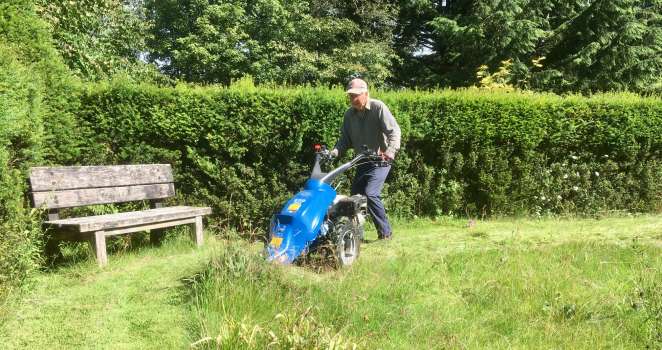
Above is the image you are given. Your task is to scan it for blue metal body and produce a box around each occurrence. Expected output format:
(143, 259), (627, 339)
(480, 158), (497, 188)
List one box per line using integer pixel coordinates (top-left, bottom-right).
(266, 178), (336, 264)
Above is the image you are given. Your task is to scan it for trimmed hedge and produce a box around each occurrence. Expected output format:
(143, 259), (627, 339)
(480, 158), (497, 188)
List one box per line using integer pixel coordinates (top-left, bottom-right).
(0, 0), (79, 302)
(0, 0), (87, 302)
(66, 82), (662, 231)
(2, 72), (661, 300)
(0, 43), (43, 301)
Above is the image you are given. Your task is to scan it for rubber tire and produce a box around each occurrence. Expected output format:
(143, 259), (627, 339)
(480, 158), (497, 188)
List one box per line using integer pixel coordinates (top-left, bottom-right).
(333, 216), (361, 267)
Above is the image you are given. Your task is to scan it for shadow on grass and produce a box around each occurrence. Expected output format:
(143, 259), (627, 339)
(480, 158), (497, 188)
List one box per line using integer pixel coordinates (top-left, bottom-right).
(41, 228), (194, 272)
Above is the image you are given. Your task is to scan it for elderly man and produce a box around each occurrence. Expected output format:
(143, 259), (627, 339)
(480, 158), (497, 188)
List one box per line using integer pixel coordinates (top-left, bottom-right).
(331, 78), (401, 240)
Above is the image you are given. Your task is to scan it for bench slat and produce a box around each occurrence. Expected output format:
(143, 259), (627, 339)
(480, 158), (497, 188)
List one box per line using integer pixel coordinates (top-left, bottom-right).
(44, 205), (211, 232)
(33, 183), (175, 209)
(100, 218), (197, 237)
(30, 164), (173, 191)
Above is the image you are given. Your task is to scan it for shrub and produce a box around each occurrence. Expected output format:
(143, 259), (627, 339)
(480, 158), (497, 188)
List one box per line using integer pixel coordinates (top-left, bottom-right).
(0, 0), (81, 302)
(3, 69), (661, 302)
(67, 83), (662, 231)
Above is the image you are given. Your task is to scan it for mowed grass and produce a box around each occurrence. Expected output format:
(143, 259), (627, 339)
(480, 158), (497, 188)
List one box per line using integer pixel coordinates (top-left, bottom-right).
(0, 234), (214, 349)
(1, 216), (661, 349)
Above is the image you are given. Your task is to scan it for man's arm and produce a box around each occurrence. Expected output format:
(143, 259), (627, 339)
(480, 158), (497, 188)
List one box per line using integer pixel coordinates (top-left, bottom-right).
(380, 103), (401, 159)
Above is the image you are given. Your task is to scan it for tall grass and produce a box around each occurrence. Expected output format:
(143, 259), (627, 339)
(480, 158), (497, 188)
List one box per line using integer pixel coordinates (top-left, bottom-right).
(1, 216), (660, 349)
(186, 238), (358, 349)
(189, 217), (661, 349)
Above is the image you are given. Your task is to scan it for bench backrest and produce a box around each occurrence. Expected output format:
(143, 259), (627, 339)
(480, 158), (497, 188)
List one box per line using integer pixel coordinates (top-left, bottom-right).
(30, 164), (175, 210)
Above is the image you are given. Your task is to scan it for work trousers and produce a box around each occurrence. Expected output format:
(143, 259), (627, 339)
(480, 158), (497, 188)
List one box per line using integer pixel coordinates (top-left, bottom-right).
(351, 163), (392, 238)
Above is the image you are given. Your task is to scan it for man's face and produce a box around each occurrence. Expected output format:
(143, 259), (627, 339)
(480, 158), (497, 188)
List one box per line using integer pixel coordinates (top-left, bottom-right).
(349, 92), (368, 110)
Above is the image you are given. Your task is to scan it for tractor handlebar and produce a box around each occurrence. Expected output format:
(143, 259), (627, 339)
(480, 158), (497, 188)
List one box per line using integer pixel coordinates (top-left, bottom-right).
(315, 144), (392, 184)
(315, 145), (391, 166)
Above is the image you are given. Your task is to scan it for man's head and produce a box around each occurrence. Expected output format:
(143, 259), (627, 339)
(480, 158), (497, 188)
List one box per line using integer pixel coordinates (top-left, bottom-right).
(346, 78), (369, 111)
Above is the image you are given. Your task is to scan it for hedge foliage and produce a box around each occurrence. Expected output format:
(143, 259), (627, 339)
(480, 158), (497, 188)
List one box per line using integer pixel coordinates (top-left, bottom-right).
(66, 81), (662, 232)
(3, 0), (661, 316)
(1, 0), (52, 301)
(2, 65), (662, 301)
(0, 0), (84, 302)
(0, 43), (43, 303)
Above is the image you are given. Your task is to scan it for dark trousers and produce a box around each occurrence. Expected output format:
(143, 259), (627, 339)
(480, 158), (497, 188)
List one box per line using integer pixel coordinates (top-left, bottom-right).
(351, 163), (392, 237)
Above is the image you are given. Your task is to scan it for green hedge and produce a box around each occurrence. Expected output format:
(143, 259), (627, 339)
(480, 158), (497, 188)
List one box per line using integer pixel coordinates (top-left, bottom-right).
(2, 68), (661, 301)
(67, 82), (662, 231)
(0, 43), (42, 302)
(0, 0), (83, 302)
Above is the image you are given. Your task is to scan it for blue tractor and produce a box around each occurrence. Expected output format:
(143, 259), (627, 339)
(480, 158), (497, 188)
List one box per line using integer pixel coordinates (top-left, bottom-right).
(266, 145), (387, 267)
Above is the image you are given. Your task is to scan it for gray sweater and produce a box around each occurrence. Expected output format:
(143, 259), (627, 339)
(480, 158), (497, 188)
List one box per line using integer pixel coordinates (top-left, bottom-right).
(334, 98), (401, 159)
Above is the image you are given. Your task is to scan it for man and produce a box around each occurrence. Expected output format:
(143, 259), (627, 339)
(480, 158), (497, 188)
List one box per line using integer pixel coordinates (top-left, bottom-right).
(331, 78), (401, 240)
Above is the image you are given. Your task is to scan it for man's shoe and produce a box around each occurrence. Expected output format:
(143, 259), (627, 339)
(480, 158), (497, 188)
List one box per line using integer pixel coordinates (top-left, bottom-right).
(378, 234), (392, 240)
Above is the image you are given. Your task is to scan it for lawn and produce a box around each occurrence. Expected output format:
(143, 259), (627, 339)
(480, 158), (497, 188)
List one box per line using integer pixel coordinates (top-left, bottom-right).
(1, 216), (660, 349)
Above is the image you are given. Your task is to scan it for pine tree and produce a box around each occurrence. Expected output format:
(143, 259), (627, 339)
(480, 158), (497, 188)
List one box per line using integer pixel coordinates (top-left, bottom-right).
(392, 0), (661, 93)
(537, 0), (662, 93)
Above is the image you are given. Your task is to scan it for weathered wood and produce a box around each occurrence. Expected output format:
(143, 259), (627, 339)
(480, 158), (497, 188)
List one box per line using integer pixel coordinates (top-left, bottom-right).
(48, 217), (203, 241)
(194, 216), (203, 246)
(29, 164), (173, 191)
(50, 229), (90, 241)
(102, 217), (196, 236)
(30, 164), (211, 266)
(44, 206), (211, 232)
(93, 231), (108, 267)
(47, 209), (60, 221)
(149, 201), (166, 245)
(32, 183), (175, 209)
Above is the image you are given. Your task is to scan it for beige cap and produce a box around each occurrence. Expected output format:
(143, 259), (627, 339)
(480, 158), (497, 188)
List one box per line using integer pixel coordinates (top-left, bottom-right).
(346, 78), (368, 94)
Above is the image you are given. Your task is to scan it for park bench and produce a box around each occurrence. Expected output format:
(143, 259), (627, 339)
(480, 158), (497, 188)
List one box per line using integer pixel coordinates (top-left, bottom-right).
(29, 164), (211, 266)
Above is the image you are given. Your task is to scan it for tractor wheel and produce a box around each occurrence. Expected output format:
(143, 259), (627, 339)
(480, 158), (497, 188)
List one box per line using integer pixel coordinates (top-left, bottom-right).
(332, 216), (361, 267)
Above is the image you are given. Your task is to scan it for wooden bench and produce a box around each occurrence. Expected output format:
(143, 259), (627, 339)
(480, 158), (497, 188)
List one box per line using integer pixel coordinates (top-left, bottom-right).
(29, 164), (211, 266)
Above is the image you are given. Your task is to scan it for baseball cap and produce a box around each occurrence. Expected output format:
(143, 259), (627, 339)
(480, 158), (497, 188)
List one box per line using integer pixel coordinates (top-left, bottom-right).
(346, 78), (368, 94)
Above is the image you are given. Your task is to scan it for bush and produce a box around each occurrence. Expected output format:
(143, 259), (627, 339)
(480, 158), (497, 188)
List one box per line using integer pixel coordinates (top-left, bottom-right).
(67, 83), (662, 231)
(0, 0), (81, 302)
(2, 12), (661, 295)
(2, 62), (661, 302)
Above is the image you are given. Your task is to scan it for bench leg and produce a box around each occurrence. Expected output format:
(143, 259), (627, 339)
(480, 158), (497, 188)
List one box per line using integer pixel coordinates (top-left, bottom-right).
(150, 201), (166, 245)
(44, 237), (62, 262)
(93, 231), (108, 267)
(194, 216), (204, 247)
(150, 229), (166, 246)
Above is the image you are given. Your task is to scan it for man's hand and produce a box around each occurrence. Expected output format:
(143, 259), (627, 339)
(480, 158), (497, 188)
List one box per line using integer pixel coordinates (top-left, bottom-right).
(379, 150), (393, 161)
(330, 149), (339, 158)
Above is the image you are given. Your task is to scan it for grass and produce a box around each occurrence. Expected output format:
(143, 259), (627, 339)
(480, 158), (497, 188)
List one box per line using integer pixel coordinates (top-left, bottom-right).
(1, 215), (660, 349)
(0, 232), (213, 349)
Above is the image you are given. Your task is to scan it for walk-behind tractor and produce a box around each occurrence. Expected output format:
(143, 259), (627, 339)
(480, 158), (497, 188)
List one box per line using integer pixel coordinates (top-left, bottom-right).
(266, 145), (388, 268)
